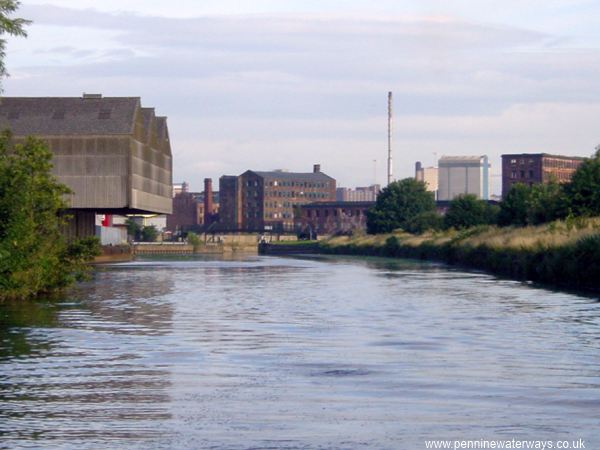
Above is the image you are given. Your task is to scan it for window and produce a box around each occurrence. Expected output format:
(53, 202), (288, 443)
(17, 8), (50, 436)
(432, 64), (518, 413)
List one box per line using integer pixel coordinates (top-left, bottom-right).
(510, 159), (517, 164)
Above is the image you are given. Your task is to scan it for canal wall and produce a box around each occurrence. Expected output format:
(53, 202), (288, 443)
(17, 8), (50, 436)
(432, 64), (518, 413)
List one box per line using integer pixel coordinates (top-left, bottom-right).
(92, 245), (133, 264)
(263, 224), (600, 292)
(259, 242), (320, 255)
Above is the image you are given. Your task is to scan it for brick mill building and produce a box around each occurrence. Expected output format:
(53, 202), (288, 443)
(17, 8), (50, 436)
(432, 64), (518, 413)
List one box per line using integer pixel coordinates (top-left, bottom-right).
(296, 201), (374, 236)
(166, 178), (219, 234)
(501, 153), (585, 198)
(219, 165), (336, 232)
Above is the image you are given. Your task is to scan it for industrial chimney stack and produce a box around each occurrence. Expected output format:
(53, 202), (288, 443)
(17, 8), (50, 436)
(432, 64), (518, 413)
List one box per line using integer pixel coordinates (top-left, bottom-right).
(387, 91), (393, 186)
(204, 178), (213, 226)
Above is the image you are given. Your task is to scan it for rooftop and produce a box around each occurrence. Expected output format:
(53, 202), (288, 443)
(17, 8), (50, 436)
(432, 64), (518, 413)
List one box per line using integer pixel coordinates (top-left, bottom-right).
(501, 153), (587, 160)
(248, 170), (335, 182)
(0, 95), (141, 135)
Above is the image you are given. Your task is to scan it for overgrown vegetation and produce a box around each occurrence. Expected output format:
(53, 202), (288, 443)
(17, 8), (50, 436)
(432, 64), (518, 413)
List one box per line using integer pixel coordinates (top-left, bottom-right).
(317, 219), (600, 291)
(125, 219), (159, 242)
(0, 133), (100, 301)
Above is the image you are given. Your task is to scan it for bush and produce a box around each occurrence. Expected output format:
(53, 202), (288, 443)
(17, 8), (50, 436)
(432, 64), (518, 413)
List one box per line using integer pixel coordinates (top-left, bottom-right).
(565, 148), (600, 217)
(186, 232), (202, 250)
(0, 133), (100, 301)
(443, 194), (497, 230)
(498, 183), (531, 226)
(140, 225), (158, 242)
(404, 211), (444, 234)
(366, 178), (435, 234)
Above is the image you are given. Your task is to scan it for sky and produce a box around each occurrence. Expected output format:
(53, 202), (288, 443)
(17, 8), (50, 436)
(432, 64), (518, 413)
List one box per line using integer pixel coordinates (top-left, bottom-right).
(4, 1), (600, 194)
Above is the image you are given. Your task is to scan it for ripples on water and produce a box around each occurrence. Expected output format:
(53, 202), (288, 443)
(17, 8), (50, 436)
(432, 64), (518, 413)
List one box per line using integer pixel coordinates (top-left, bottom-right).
(1, 255), (599, 449)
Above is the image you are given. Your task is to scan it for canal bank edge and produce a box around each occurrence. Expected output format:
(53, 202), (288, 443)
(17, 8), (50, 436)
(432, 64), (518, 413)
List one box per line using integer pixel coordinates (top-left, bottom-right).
(259, 223), (600, 292)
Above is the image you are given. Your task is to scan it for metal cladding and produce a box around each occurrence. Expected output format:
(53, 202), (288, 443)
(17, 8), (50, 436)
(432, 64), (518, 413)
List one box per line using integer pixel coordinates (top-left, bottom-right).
(0, 95), (173, 214)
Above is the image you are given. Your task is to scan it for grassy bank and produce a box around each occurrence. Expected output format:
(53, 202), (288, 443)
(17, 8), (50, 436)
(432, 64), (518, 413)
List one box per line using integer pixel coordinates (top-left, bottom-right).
(311, 218), (600, 291)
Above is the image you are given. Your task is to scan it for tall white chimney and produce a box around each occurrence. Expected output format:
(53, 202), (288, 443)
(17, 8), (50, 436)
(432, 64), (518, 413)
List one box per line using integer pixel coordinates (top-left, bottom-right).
(387, 91), (393, 186)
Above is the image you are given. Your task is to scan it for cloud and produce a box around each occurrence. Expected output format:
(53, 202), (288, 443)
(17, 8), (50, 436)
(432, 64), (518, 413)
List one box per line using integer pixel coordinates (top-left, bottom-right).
(5, 4), (600, 192)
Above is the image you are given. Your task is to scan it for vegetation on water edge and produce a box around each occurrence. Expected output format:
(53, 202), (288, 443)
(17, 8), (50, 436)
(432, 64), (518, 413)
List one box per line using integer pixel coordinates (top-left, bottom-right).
(0, 133), (100, 302)
(287, 219), (600, 291)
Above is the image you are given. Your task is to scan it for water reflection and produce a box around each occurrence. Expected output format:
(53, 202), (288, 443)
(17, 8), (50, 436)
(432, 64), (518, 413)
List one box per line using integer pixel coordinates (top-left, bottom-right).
(0, 255), (599, 449)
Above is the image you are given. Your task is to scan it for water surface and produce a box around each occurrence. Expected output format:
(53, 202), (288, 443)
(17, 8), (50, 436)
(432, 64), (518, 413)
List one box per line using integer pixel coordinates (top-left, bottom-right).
(1, 255), (599, 449)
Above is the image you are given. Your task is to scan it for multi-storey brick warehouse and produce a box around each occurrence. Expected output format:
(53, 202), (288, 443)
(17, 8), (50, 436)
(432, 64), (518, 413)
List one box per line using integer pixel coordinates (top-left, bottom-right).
(501, 154), (585, 198)
(219, 165), (336, 232)
(297, 201), (374, 236)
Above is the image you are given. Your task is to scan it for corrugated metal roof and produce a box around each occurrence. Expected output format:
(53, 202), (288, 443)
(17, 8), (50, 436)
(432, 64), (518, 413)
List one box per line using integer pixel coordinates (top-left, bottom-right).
(0, 96), (140, 135)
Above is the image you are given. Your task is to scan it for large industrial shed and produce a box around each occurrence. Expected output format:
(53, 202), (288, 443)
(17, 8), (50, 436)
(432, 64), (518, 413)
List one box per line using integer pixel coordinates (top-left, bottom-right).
(0, 94), (173, 237)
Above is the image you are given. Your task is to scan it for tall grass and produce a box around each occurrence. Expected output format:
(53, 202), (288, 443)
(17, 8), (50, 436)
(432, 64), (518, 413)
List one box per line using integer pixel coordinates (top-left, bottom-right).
(317, 218), (600, 291)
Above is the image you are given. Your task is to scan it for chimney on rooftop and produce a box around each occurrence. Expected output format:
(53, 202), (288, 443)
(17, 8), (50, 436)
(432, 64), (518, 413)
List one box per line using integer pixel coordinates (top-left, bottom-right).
(83, 93), (102, 99)
(204, 178), (213, 226)
(313, 164), (321, 173)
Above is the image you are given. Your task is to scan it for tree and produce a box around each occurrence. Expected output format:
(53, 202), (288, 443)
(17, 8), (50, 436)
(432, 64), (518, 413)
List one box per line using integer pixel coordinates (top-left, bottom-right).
(125, 218), (142, 240)
(0, 1), (30, 88)
(404, 211), (444, 234)
(527, 180), (569, 225)
(443, 194), (497, 230)
(565, 148), (600, 217)
(366, 178), (435, 234)
(498, 183), (531, 226)
(0, 133), (100, 301)
(141, 225), (159, 242)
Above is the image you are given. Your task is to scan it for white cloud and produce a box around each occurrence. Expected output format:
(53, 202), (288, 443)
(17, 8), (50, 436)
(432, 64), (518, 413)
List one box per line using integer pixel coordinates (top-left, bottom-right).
(4, 3), (600, 193)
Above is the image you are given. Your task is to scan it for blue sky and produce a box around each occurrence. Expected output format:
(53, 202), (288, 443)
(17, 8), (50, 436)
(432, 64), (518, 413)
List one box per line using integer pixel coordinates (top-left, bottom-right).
(4, 1), (600, 193)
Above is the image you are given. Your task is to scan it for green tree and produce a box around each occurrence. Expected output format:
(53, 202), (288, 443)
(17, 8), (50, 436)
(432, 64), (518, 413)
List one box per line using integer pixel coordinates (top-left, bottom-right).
(443, 194), (497, 230)
(366, 178), (435, 234)
(0, 133), (100, 301)
(404, 210), (444, 234)
(125, 218), (142, 240)
(141, 225), (159, 242)
(527, 180), (569, 225)
(565, 148), (600, 217)
(0, 1), (30, 88)
(498, 183), (531, 226)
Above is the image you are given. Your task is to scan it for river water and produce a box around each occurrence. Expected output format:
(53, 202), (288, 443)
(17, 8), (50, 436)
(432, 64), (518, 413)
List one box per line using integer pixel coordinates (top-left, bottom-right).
(1, 255), (599, 449)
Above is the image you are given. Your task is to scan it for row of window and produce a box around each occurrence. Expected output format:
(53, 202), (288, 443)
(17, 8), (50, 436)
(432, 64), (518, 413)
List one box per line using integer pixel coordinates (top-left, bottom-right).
(306, 209), (368, 218)
(244, 180), (331, 188)
(543, 159), (581, 169)
(266, 191), (329, 199)
(268, 180), (330, 188)
(510, 170), (535, 179)
(509, 158), (536, 165)
(265, 212), (293, 219)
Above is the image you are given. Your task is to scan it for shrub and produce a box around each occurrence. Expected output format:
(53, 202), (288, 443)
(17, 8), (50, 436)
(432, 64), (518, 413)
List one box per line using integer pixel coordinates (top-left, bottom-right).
(366, 178), (435, 234)
(443, 194), (497, 230)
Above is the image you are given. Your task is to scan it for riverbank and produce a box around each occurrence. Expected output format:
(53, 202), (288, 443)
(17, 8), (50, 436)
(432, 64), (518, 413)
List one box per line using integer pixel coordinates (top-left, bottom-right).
(263, 219), (600, 292)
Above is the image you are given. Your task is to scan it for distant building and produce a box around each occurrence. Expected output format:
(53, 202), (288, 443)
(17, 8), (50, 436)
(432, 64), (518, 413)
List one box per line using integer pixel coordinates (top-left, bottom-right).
(501, 153), (585, 198)
(173, 182), (189, 197)
(438, 155), (490, 201)
(296, 201), (374, 236)
(336, 185), (380, 202)
(219, 164), (336, 232)
(166, 179), (219, 234)
(415, 162), (438, 199)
